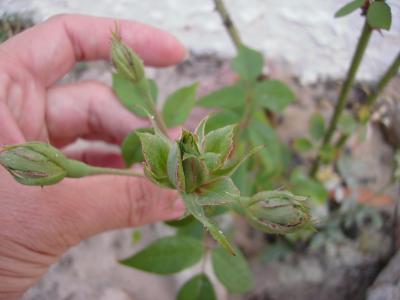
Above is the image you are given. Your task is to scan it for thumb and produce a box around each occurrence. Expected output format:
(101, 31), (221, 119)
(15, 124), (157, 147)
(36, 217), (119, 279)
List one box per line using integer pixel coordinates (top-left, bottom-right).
(0, 169), (184, 299)
(49, 176), (185, 249)
(5, 173), (184, 255)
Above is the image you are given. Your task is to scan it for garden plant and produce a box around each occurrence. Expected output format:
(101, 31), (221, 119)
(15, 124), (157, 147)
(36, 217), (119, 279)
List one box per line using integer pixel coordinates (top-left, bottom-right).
(0, 0), (399, 299)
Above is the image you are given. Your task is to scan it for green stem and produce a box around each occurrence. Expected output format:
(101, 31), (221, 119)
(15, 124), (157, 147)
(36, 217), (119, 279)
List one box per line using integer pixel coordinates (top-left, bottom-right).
(334, 51), (400, 152)
(310, 21), (373, 177)
(366, 52), (400, 106)
(335, 133), (349, 149)
(141, 80), (169, 136)
(153, 111), (169, 136)
(85, 166), (143, 177)
(214, 0), (255, 146)
(213, 0), (243, 50)
(235, 86), (255, 145)
(65, 159), (143, 178)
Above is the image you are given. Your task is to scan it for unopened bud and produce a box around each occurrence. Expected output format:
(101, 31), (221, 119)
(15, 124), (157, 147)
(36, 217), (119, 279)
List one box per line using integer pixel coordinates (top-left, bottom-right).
(177, 130), (207, 192)
(111, 30), (145, 83)
(243, 191), (313, 234)
(179, 130), (200, 157)
(0, 142), (101, 186)
(0, 142), (67, 185)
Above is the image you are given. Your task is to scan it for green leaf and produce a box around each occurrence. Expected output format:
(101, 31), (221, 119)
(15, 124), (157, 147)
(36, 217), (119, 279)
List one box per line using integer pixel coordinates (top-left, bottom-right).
(338, 112), (358, 135)
(247, 120), (284, 177)
(165, 215), (195, 228)
(196, 178), (239, 205)
(211, 145), (264, 178)
(309, 113), (326, 141)
(254, 80), (295, 113)
(163, 83), (198, 128)
(195, 116), (209, 144)
(232, 45), (264, 81)
(205, 205), (229, 217)
(197, 84), (246, 109)
(203, 125), (236, 163)
(112, 73), (156, 117)
(120, 236), (203, 274)
(177, 219), (204, 239)
(137, 132), (170, 178)
(231, 152), (253, 197)
(367, 1), (392, 30)
(182, 156), (208, 193)
(167, 142), (185, 192)
(293, 137), (313, 153)
(290, 169), (328, 203)
(121, 128), (154, 167)
(183, 194), (235, 255)
(143, 164), (173, 189)
(205, 111), (241, 134)
(177, 273), (216, 300)
(201, 152), (221, 172)
(211, 247), (253, 293)
(148, 79), (158, 101)
(334, 0), (364, 18)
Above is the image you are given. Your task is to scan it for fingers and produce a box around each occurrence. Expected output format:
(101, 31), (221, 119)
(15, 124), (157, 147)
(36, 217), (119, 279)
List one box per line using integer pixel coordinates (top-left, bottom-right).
(63, 145), (126, 168)
(27, 176), (184, 251)
(0, 14), (186, 86)
(0, 168), (184, 296)
(0, 102), (25, 145)
(46, 80), (149, 147)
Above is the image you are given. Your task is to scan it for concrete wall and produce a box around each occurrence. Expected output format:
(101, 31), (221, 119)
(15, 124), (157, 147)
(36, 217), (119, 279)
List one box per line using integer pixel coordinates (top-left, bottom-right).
(1, 0), (399, 83)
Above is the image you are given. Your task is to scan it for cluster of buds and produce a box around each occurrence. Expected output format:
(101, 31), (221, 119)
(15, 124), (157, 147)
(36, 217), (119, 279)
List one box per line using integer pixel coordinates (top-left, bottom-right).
(137, 117), (313, 253)
(138, 118), (243, 196)
(0, 121), (313, 254)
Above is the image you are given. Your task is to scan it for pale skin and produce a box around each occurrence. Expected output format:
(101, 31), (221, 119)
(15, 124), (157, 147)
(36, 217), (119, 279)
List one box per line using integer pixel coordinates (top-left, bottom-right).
(0, 14), (186, 299)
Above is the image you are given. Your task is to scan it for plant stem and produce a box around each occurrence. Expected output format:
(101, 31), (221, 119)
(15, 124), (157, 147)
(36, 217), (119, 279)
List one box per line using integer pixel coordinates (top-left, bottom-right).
(235, 85), (255, 145)
(334, 51), (400, 151)
(310, 21), (373, 177)
(141, 80), (169, 136)
(85, 165), (143, 177)
(214, 0), (260, 146)
(366, 52), (400, 106)
(66, 159), (143, 178)
(213, 0), (242, 50)
(334, 133), (349, 149)
(153, 109), (169, 136)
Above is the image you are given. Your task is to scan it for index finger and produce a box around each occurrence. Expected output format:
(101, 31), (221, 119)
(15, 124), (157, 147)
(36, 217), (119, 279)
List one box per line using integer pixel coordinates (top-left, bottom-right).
(0, 14), (186, 86)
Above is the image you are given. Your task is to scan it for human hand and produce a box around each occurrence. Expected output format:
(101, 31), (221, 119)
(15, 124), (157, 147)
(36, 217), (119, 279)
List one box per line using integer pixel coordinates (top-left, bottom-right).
(0, 14), (186, 300)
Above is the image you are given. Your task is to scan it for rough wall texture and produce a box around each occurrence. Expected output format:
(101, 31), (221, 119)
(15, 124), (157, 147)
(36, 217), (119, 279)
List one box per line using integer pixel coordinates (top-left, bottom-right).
(1, 0), (399, 83)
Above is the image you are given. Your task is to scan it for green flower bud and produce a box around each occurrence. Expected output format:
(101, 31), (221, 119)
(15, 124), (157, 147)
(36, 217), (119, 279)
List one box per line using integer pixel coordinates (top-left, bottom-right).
(111, 30), (145, 83)
(0, 142), (135, 186)
(243, 191), (313, 234)
(182, 156), (208, 193)
(179, 129), (200, 158)
(0, 142), (68, 185)
(176, 130), (209, 193)
(167, 142), (186, 192)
